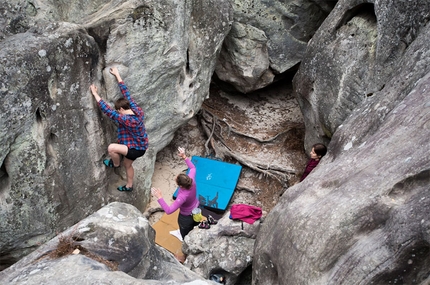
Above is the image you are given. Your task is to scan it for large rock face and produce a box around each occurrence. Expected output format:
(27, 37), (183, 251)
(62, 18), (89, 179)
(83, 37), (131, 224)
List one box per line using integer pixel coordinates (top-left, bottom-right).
(183, 211), (260, 285)
(215, 0), (335, 93)
(0, 0), (232, 267)
(253, 0), (430, 284)
(0, 25), (107, 266)
(293, 0), (430, 150)
(0, 202), (215, 284)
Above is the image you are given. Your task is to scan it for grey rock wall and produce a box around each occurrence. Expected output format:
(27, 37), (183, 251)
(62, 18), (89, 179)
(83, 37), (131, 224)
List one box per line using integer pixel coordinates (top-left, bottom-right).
(0, 0), (232, 267)
(215, 0), (335, 93)
(1, 25), (108, 266)
(253, 0), (430, 284)
(293, 0), (430, 150)
(183, 212), (260, 285)
(0, 202), (215, 285)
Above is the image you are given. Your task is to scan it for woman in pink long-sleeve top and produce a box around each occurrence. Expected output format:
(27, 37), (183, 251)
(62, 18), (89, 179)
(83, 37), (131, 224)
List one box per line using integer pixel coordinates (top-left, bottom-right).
(151, 147), (199, 239)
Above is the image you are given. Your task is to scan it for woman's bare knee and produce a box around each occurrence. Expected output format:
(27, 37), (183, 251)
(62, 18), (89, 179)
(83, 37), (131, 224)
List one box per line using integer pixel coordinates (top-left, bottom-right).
(108, 144), (128, 155)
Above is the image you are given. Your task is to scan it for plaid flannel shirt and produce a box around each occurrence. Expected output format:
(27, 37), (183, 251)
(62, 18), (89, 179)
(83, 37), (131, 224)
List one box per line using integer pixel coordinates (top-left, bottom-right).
(98, 81), (148, 150)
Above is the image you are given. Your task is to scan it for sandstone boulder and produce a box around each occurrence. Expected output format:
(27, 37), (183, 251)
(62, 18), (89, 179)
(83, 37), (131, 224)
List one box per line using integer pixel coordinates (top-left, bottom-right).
(0, 0), (232, 267)
(253, 1), (430, 284)
(183, 212), (260, 285)
(0, 202), (215, 285)
(293, 0), (430, 150)
(215, 0), (335, 92)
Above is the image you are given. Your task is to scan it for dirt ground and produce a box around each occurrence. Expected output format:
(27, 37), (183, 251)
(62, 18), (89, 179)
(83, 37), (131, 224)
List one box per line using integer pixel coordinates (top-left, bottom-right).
(147, 79), (308, 224)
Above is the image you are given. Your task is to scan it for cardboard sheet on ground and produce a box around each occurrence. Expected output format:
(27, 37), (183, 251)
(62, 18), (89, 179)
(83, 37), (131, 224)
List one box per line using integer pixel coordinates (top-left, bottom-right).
(152, 208), (223, 255)
(173, 156), (242, 211)
(151, 210), (183, 255)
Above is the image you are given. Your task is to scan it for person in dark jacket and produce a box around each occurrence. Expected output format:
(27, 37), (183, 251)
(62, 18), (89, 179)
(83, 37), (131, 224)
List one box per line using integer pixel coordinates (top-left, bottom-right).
(300, 143), (327, 181)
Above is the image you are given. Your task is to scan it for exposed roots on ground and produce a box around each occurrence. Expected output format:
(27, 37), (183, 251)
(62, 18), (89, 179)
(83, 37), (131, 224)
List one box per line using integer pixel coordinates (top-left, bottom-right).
(204, 110), (217, 156)
(202, 107), (293, 143)
(199, 108), (295, 187)
(235, 185), (258, 194)
(143, 207), (165, 219)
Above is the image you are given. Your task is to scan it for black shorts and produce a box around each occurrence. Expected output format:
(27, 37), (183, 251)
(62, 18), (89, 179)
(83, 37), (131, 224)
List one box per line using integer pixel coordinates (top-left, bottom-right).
(125, 148), (146, 161)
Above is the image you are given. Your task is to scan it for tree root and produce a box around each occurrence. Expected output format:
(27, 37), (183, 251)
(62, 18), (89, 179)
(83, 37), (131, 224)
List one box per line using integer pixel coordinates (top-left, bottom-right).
(204, 109), (217, 156)
(143, 207), (165, 219)
(200, 107), (300, 143)
(201, 125), (289, 186)
(198, 108), (296, 187)
(235, 185), (258, 194)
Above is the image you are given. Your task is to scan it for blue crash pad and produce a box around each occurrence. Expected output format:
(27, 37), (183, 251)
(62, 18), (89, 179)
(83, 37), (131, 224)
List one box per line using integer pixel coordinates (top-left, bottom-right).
(173, 156), (242, 211)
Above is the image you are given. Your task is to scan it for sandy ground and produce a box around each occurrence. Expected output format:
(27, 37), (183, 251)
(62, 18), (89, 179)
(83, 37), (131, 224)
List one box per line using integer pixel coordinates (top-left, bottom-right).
(147, 153), (182, 225)
(148, 159), (180, 209)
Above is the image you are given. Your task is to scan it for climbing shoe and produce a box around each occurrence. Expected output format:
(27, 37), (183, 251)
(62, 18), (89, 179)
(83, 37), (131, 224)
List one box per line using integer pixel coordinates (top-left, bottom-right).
(103, 159), (119, 168)
(117, 185), (133, 192)
(198, 220), (210, 229)
(207, 215), (218, 225)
